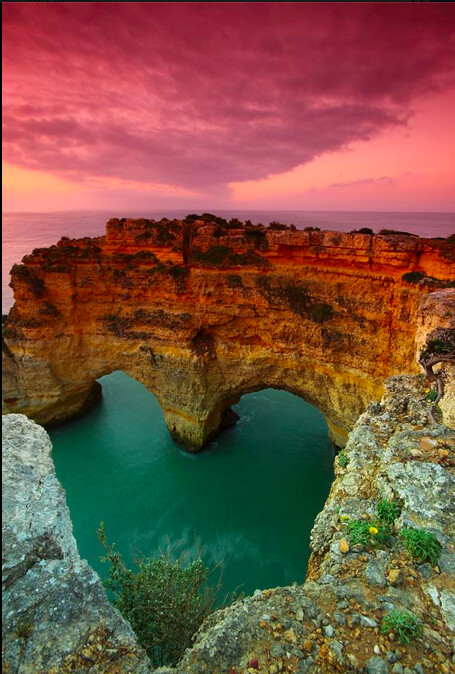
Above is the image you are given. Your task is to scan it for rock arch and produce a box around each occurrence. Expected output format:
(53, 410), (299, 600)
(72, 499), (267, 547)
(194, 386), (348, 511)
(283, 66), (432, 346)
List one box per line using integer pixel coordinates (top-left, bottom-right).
(3, 219), (454, 450)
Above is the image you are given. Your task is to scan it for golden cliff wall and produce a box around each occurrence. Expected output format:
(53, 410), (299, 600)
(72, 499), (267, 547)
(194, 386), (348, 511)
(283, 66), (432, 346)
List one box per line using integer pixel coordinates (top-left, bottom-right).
(2, 218), (454, 449)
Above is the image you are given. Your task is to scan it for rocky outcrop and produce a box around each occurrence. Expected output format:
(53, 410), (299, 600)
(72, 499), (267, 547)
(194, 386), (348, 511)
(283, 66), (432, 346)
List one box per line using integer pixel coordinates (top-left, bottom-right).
(2, 218), (454, 450)
(175, 375), (455, 674)
(2, 414), (150, 674)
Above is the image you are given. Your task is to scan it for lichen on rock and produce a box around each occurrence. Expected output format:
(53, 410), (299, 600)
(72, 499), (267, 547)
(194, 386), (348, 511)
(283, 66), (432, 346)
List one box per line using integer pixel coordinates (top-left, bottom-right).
(2, 414), (150, 674)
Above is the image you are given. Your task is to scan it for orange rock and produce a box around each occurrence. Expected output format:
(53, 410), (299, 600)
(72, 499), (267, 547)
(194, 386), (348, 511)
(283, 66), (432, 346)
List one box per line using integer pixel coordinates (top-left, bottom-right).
(3, 218), (453, 450)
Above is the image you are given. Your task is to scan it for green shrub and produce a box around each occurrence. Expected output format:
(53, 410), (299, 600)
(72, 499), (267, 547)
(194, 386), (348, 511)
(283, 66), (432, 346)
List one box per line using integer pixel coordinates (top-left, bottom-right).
(402, 271), (425, 283)
(11, 265), (45, 298)
(244, 228), (268, 249)
(376, 498), (401, 527)
(421, 335), (455, 360)
(98, 523), (223, 668)
(424, 389), (438, 402)
(350, 228), (374, 235)
(227, 274), (243, 288)
(268, 221), (288, 231)
(400, 528), (441, 566)
(192, 245), (232, 265)
(337, 451), (349, 468)
(379, 229), (416, 236)
(308, 302), (334, 324)
(346, 519), (391, 548)
(381, 610), (423, 644)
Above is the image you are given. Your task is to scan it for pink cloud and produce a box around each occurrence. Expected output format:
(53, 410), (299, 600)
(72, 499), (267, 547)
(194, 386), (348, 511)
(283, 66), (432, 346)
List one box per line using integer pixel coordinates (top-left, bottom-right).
(2, 3), (455, 195)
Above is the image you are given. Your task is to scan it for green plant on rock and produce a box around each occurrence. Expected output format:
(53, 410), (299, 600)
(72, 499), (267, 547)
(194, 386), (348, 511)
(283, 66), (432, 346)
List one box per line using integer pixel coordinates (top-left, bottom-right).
(337, 450), (349, 468)
(376, 498), (401, 527)
(97, 523), (224, 668)
(381, 610), (423, 645)
(424, 389), (438, 403)
(346, 518), (391, 548)
(401, 271), (426, 283)
(400, 527), (441, 566)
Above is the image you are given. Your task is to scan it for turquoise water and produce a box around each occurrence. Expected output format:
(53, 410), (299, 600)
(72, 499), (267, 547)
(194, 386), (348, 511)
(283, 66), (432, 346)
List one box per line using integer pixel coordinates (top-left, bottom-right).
(50, 371), (334, 597)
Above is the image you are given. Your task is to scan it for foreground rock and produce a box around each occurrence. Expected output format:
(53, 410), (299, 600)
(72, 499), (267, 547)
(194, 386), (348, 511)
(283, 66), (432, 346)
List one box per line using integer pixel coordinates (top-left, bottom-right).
(175, 375), (455, 673)
(2, 373), (454, 673)
(2, 414), (150, 674)
(3, 218), (454, 449)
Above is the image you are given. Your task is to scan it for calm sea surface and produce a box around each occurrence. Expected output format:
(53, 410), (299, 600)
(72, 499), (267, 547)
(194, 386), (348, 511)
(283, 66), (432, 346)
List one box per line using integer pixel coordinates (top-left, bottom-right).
(2, 210), (453, 595)
(49, 373), (334, 596)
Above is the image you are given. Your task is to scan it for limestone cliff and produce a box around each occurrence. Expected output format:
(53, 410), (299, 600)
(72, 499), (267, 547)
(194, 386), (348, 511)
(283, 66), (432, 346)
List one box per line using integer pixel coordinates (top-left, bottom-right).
(2, 218), (454, 449)
(2, 414), (150, 673)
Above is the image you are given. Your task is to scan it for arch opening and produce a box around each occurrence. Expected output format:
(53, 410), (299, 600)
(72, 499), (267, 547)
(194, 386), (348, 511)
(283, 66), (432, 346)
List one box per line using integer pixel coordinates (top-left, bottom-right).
(49, 372), (335, 598)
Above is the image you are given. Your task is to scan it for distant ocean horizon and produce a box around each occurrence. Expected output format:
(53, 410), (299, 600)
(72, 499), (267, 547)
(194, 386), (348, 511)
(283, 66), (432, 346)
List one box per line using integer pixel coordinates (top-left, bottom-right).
(3, 209), (454, 312)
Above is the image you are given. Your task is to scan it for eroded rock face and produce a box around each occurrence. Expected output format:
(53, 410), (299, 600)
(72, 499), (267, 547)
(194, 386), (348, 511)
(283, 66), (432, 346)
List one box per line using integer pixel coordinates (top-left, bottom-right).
(176, 375), (455, 674)
(2, 414), (150, 674)
(2, 219), (454, 449)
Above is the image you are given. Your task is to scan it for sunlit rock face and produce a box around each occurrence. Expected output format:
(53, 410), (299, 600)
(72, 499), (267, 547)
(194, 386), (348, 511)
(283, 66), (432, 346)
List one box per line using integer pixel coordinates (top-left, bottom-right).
(2, 218), (454, 449)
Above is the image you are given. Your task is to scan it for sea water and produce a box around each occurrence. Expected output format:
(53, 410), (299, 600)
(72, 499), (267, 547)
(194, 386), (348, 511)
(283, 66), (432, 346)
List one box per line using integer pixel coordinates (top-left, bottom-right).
(49, 372), (334, 596)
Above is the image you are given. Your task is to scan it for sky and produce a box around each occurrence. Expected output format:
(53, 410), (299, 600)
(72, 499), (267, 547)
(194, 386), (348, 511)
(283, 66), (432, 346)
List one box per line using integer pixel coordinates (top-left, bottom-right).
(2, 2), (455, 213)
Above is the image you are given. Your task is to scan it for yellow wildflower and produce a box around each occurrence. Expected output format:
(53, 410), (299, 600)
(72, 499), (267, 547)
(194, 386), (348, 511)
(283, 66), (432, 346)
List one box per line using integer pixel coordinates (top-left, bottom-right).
(423, 388), (430, 393)
(369, 526), (379, 535)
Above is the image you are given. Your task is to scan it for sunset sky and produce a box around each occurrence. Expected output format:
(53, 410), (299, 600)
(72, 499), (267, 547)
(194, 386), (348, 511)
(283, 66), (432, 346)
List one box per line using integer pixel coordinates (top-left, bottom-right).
(2, 2), (455, 212)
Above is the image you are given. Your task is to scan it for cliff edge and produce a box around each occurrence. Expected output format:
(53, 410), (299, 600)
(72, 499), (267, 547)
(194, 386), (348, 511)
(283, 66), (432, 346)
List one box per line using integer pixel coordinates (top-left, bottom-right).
(2, 218), (454, 449)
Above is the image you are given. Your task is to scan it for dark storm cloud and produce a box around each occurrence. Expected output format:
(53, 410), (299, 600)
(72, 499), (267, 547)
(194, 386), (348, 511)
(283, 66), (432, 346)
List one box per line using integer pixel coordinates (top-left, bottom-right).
(2, 3), (455, 191)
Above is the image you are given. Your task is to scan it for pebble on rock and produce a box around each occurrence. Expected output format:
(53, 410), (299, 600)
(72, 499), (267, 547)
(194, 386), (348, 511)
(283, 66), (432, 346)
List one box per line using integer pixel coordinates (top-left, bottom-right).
(339, 539), (350, 554)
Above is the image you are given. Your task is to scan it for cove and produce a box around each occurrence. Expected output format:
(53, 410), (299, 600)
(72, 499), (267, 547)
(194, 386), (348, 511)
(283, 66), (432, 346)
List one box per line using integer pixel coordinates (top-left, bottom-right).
(50, 370), (335, 597)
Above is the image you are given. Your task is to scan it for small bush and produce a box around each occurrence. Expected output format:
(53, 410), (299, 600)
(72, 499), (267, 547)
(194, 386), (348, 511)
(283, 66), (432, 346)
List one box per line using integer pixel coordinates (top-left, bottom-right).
(227, 274), (243, 288)
(98, 524), (224, 668)
(337, 451), (349, 468)
(268, 221), (288, 231)
(244, 228), (268, 249)
(378, 229), (416, 236)
(376, 498), (401, 527)
(304, 226), (320, 232)
(402, 271), (425, 283)
(347, 519), (391, 548)
(400, 528), (441, 566)
(307, 302), (334, 324)
(424, 389), (438, 402)
(192, 245), (232, 265)
(350, 228), (374, 235)
(420, 331), (455, 362)
(381, 610), (423, 644)
(11, 265), (45, 298)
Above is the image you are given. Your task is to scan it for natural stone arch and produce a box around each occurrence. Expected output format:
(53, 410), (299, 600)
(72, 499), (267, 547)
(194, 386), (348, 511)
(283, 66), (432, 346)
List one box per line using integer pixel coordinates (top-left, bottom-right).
(3, 218), (454, 449)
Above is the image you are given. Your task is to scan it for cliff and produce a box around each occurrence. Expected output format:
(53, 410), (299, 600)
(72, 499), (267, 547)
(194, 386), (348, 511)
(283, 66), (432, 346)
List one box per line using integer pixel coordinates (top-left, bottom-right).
(2, 375), (454, 673)
(2, 217), (454, 449)
(2, 414), (150, 673)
